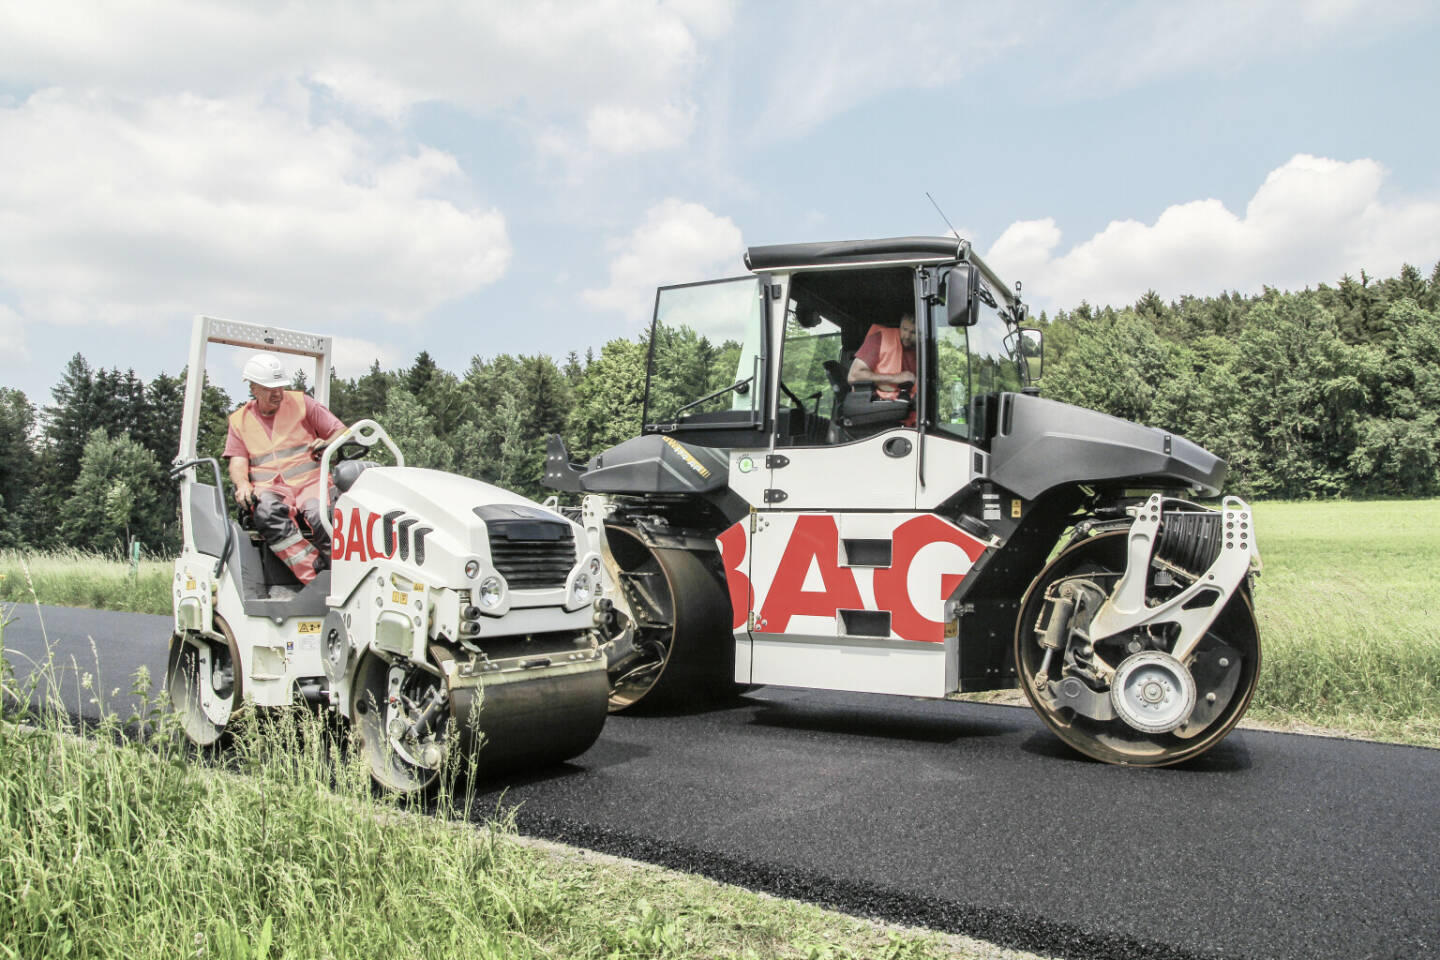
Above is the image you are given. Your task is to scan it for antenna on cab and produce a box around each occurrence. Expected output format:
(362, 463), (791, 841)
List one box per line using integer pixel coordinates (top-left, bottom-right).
(925, 192), (963, 242)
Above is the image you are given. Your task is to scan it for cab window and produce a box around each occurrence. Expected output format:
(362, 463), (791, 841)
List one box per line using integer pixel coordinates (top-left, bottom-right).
(931, 280), (1024, 442)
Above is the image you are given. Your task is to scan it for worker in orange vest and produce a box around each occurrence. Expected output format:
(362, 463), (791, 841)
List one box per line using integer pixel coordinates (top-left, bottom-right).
(224, 354), (346, 587)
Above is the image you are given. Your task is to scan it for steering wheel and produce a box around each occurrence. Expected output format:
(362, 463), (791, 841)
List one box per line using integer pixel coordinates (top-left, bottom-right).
(328, 438), (370, 463)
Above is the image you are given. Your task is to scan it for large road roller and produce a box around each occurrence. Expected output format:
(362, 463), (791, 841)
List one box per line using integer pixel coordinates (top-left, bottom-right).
(546, 236), (1262, 766)
(167, 317), (608, 792)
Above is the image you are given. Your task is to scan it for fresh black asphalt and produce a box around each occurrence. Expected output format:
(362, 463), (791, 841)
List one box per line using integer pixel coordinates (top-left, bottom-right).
(4, 603), (1437, 960)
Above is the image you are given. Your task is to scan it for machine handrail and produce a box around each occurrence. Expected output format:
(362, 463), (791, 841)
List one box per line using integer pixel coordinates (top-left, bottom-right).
(317, 419), (404, 537)
(170, 457), (234, 579)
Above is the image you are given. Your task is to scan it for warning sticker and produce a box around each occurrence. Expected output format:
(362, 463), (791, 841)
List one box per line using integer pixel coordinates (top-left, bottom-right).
(392, 591), (409, 605)
(297, 621), (322, 635)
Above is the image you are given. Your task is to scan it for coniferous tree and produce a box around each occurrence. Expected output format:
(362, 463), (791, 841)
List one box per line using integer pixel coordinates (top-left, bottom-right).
(0, 389), (36, 547)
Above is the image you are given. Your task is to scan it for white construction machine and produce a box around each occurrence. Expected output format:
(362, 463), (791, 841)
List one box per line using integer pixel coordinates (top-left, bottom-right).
(546, 236), (1263, 767)
(167, 317), (609, 792)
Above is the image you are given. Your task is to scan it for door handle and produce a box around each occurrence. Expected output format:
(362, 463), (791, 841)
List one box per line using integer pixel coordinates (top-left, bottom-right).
(883, 437), (912, 458)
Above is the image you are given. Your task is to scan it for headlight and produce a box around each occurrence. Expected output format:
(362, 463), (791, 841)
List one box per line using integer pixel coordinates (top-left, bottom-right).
(586, 556), (602, 580)
(571, 572), (592, 606)
(464, 559), (480, 579)
(478, 575), (504, 609)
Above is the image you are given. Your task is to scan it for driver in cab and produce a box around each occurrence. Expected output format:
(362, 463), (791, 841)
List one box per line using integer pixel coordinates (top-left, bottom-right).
(225, 354), (346, 586)
(848, 312), (917, 426)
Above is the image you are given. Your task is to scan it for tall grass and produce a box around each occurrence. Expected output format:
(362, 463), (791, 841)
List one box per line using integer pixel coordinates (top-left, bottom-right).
(0, 548), (170, 613)
(0, 608), (958, 960)
(1247, 500), (1440, 743)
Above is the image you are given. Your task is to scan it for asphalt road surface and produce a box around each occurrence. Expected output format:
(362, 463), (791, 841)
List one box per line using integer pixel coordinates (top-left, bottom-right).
(4, 603), (1437, 960)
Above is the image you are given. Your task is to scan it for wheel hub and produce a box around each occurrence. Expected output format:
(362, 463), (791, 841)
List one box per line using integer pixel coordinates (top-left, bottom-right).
(1111, 650), (1196, 734)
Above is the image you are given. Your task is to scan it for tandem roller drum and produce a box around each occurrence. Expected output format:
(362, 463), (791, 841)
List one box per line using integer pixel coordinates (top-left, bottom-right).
(603, 525), (737, 712)
(352, 641), (609, 794)
(448, 656), (610, 777)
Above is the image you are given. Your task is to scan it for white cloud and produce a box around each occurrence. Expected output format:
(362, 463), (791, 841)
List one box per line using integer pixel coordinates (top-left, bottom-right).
(0, 88), (510, 332)
(586, 101), (697, 155)
(332, 336), (404, 380)
(583, 199), (746, 323)
(0, 305), (30, 371)
(985, 154), (1440, 311)
(0, 0), (729, 155)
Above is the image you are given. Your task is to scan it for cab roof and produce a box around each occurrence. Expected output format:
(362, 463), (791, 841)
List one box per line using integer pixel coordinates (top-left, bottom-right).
(743, 235), (1022, 312)
(743, 236), (962, 271)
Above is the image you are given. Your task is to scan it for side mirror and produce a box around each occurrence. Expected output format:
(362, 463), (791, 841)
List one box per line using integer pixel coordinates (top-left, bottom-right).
(1020, 328), (1043, 382)
(945, 265), (979, 327)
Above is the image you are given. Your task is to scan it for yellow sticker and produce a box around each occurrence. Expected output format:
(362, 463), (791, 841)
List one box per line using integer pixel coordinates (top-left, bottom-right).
(392, 590), (409, 605)
(297, 621), (322, 635)
(185, 579), (196, 591)
(413, 583), (424, 592)
(1011, 499), (1023, 518)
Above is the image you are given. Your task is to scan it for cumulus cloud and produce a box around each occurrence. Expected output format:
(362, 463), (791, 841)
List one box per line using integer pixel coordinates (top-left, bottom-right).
(0, 0), (728, 155)
(583, 199), (746, 323)
(985, 154), (1440, 311)
(0, 88), (510, 332)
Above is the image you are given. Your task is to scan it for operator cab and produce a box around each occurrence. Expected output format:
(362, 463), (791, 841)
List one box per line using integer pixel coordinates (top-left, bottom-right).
(638, 236), (1042, 454)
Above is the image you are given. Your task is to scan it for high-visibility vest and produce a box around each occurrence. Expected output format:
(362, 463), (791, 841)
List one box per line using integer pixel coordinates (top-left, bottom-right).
(229, 391), (321, 492)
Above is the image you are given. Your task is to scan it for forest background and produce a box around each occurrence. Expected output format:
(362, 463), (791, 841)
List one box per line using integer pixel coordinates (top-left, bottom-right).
(2, 262), (1437, 557)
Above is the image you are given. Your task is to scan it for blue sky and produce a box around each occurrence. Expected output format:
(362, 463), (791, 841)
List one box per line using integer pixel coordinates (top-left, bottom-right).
(2, 1), (1438, 404)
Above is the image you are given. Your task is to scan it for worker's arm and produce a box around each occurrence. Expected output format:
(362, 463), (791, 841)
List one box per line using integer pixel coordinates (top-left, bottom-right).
(228, 456), (255, 508)
(847, 357), (915, 388)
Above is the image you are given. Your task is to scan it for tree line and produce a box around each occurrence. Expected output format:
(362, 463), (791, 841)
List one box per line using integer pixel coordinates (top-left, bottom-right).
(1, 262), (1436, 556)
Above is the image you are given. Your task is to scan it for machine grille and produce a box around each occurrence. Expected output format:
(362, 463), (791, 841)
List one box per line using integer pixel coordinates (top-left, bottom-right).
(488, 532), (577, 589)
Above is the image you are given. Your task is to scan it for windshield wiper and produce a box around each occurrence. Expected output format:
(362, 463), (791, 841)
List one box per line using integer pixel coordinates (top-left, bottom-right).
(671, 376), (754, 420)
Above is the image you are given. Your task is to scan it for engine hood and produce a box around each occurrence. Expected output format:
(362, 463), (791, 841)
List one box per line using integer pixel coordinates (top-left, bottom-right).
(577, 434), (730, 495)
(987, 393), (1227, 499)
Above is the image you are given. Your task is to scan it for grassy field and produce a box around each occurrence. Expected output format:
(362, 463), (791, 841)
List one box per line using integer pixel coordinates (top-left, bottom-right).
(1246, 499), (1440, 744)
(0, 548), (172, 613)
(0, 623), (1012, 960)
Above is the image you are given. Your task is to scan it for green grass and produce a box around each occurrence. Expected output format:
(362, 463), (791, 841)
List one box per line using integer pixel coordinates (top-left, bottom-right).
(1246, 500), (1440, 745)
(0, 549), (171, 613)
(0, 615), (992, 960)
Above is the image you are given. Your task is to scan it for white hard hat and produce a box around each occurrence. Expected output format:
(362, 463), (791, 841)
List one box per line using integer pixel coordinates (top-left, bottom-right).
(242, 354), (289, 388)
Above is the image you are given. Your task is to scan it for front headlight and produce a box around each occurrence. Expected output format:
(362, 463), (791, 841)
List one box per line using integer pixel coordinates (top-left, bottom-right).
(478, 575), (505, 609)
(571, 572), (593, 606)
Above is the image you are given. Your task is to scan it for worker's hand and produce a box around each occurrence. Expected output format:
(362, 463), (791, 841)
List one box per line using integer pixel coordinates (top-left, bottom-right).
(884, 371), (916, 386)
(234, 483), (256, 510)
(308, 437), (330, 459)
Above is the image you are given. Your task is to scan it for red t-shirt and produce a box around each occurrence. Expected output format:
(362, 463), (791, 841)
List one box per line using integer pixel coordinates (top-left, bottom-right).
(853, 327), (916, 375)
(223, 394), (345, 459)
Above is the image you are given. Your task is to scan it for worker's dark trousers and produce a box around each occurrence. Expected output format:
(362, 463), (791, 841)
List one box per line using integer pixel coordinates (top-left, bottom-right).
(254, 489), (331, 583)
